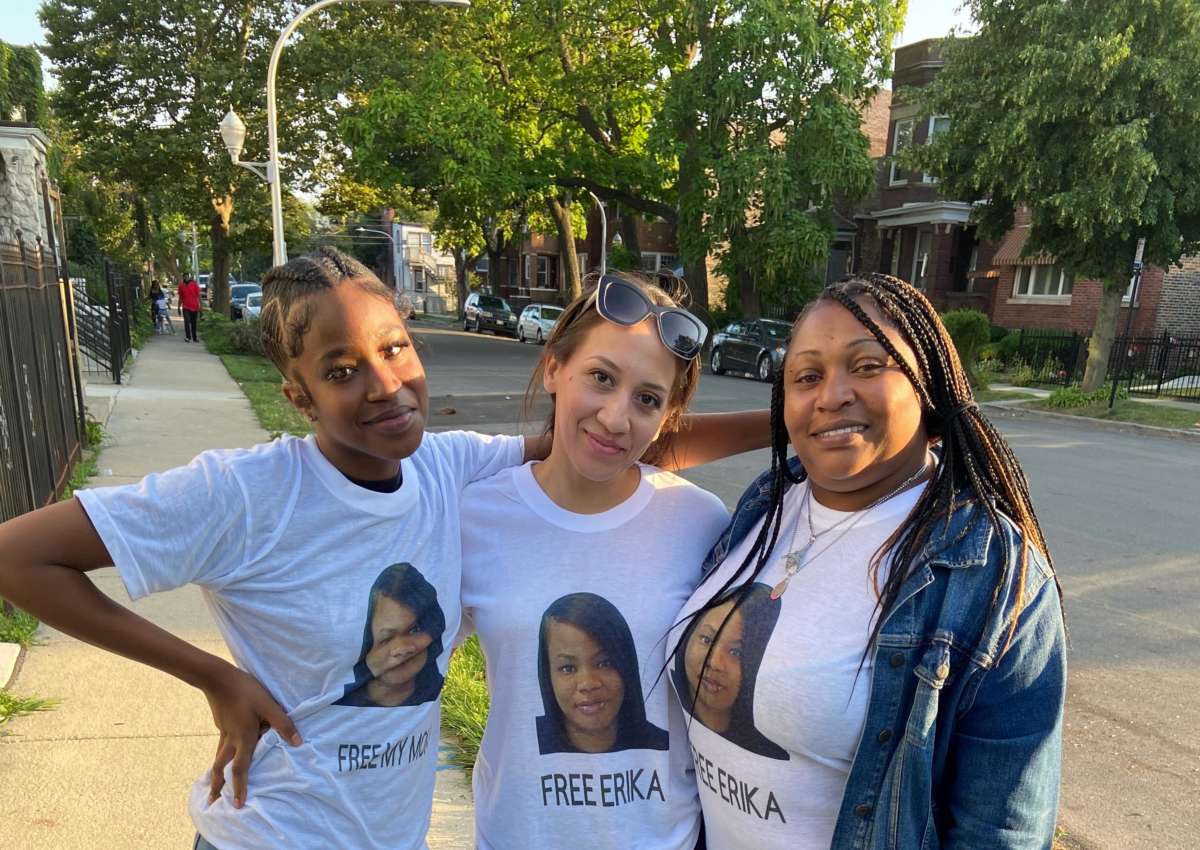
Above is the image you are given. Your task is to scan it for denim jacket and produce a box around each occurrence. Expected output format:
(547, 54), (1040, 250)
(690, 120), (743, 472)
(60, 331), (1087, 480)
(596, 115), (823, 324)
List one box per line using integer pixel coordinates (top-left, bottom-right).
(701, 460), (1066, 850)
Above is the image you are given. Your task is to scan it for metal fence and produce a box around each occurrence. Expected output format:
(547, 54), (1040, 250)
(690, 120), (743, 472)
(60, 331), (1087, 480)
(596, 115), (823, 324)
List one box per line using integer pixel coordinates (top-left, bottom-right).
(0, 239), (85, 524)
(1108, 332), (1200, 401)
(1013, 329), (1087, 387)
(69, 261), (140, 383)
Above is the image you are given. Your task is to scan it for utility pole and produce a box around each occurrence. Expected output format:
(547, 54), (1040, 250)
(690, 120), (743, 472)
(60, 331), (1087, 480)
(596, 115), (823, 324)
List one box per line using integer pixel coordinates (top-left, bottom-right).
(1108, 237), (1146, 410)
(190, 222), (199, 277)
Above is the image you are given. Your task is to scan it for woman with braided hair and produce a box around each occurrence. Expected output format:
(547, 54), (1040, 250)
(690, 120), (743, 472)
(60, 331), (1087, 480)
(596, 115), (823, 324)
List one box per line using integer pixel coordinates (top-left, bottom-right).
(669, 273), (1066, 849)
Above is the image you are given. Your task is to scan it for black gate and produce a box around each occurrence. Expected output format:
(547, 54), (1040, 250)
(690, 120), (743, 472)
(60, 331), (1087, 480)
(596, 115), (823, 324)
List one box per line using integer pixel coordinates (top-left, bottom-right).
(1014, 329), (1087, 387)
(0, 239), (84, 523)
(1108, 332), (1200, 401)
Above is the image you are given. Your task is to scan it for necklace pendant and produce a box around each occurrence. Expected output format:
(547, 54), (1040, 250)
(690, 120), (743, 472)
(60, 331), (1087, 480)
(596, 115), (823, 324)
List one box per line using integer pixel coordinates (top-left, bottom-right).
(769, 576), (790, 600)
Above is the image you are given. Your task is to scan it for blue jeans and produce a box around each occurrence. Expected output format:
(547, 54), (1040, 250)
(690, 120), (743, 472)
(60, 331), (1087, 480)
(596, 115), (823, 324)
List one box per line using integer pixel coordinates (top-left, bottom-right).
(193, 834), (219, 850)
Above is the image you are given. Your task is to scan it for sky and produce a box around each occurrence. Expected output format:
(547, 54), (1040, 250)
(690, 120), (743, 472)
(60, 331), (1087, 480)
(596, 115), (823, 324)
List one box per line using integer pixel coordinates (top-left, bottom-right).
(3, 0), (973, 78)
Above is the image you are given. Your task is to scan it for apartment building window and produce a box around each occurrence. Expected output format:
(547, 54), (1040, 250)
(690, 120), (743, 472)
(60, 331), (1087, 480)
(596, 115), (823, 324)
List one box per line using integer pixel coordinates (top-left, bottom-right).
(406, 232), (433, 253)
(1014, 264), (1073, 297)
(437, 264), (453, 281)
(923, 116), (950, 183)
(639, 252), (678, 272)
(536, 255), (556, 289)
(413, 267), (426, 292)
(889, 118), (915, 185)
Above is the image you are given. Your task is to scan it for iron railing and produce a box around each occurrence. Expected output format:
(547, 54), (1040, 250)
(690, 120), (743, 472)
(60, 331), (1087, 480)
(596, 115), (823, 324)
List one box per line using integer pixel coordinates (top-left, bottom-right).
(1108, 332), (1200, 401)
(68, 262), (141, 384)
(1013, 329), (1087, 387)
(0, 239), (85, 523)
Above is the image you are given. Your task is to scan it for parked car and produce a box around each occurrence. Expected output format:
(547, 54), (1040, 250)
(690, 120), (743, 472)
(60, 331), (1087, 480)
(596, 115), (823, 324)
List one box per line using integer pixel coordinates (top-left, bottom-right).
(516, 303), (563, 344)
(463, 292), (518, 337)
(709, 318), (793, 381)
(243, 292), (263, 320)
(197, 273), (210, 301)
(230, 283), (262, 320)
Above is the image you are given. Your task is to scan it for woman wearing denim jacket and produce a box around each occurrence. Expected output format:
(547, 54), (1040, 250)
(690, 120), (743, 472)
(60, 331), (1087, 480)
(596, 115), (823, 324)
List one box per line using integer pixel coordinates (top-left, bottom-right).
(669, 274), (1066, 850)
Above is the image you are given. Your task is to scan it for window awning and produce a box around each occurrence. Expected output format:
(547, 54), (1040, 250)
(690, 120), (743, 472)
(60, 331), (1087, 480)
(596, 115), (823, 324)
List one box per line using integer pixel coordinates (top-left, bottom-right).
(992, 225), (1056, 266)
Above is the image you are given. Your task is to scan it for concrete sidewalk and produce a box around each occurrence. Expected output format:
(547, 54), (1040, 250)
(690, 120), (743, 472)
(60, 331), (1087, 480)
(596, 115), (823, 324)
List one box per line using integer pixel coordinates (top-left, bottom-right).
(0, 333), (472, 849)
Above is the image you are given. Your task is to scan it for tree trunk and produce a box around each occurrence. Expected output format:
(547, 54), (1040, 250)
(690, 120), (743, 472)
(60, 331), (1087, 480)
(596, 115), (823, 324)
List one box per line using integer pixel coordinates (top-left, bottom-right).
(484, 224), (508, 293)
(1080, 277), (1124, 392)
(737, 264), (761, 319)
(210, 194), (234, 316)
(452, 247), (476, 319)
(619, 206), (642, 265)
(547, 191), (582, 301)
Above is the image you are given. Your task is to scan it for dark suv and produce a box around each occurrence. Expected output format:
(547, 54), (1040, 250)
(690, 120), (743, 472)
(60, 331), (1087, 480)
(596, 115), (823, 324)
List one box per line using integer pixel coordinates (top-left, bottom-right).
(710, 318), (792, 381)
(463, 292), (519, 337)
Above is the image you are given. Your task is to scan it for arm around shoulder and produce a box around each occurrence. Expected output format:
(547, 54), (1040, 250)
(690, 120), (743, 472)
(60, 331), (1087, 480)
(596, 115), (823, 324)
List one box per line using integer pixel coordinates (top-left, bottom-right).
(942, 569), (1067, 850)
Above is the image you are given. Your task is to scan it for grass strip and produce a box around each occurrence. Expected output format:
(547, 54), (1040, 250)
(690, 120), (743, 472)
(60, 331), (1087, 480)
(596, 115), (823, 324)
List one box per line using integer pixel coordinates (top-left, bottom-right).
(219, 354), (312, 439)
(1027, 399), (1200, 431)
(0, 606), (38, 646)
(441, 636), (490, 773)
(0, 691), (59, 726)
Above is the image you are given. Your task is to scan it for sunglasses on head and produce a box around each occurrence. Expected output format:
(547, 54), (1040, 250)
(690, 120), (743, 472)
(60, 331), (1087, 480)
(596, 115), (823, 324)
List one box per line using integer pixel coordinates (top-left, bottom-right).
(593, 275), (708, 361)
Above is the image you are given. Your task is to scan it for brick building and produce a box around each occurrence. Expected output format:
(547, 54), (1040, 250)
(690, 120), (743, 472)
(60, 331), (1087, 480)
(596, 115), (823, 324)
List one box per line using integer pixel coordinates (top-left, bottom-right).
(1154, 256), (1200, 337)
(856, 38), (1199, 338)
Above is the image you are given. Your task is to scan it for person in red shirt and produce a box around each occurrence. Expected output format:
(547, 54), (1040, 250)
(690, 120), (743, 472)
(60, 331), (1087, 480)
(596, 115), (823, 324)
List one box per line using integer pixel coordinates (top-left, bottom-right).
(178, 277), (201, 342)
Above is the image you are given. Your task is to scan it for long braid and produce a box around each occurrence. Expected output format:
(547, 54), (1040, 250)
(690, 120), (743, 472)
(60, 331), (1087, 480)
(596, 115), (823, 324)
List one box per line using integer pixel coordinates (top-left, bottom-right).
(838, 274), (1059, 652)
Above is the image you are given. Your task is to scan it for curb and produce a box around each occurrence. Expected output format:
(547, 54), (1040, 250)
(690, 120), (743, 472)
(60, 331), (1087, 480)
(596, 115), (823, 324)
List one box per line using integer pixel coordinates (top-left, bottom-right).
(0, 641), (21, 689)
(981, 402), (1200, 444)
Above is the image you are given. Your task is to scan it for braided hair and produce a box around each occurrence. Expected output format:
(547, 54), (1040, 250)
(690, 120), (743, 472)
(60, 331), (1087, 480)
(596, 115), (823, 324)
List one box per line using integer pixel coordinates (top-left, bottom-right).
(258, 245), (409, 374)
(686, 273), (1060, 660)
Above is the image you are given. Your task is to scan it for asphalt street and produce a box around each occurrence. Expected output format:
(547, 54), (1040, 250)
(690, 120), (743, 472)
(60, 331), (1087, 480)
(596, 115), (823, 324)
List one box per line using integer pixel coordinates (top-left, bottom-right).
(412, 319), (1200, 850)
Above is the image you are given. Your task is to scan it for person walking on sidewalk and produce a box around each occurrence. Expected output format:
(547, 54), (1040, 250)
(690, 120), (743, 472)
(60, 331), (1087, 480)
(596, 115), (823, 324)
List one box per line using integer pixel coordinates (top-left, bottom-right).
(179, 275), (201, 342)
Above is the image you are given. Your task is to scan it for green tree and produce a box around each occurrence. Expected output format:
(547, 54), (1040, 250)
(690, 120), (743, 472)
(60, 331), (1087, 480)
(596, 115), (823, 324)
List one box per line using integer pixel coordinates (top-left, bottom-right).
(914, 0), (1200, 390)
(340, 0), (900, 319)
(39, 0), (365, 313)
(660, 0), (900, 316)
(0, 40), (46, 124)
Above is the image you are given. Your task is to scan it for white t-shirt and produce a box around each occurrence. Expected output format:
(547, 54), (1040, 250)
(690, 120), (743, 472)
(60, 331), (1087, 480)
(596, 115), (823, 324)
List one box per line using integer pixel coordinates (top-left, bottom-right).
(76, 431), (523, 850)
(460, 462), (731, 850)
(667, 480), (925, 850)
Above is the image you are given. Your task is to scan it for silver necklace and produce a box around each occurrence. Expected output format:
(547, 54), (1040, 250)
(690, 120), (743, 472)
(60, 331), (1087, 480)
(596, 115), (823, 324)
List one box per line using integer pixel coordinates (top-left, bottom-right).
(770, 453), (934, 600)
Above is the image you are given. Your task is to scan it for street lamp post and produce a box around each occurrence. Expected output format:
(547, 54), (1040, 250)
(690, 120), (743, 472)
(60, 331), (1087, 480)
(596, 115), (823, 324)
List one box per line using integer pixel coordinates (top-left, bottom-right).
(586, 190), (607, 277)
(218, 0), (470, 267)
(355, 225), (404, 292)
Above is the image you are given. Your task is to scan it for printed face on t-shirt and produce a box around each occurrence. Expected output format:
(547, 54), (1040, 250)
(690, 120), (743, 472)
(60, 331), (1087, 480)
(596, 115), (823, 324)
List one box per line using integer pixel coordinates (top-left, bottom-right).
(546, 619), (626, 752)
(535, 592), (669, 755)
(334, 562), (445, 708)
(672, 583), (790, 760)
(684, 600), (744, 733)
(365, 596), (429, 704)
